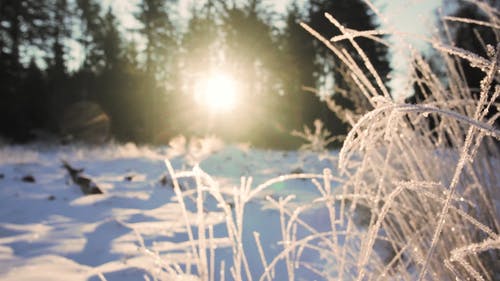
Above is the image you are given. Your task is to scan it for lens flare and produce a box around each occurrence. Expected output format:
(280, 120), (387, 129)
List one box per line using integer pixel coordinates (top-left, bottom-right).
(195, 73), (238, 112)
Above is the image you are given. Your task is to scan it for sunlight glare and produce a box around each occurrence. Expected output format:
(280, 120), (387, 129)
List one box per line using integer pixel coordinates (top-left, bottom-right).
(195, 73), (239, 112)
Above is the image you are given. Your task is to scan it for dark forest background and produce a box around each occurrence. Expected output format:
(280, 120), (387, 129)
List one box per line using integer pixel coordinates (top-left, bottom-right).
(0, 0), (492, 148)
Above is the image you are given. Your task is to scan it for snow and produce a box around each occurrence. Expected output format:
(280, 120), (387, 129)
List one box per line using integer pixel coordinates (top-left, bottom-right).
(0, 142), (339, 281)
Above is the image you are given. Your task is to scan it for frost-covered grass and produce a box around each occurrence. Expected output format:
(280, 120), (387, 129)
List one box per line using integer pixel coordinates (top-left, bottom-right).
(299, 2), (500, 280)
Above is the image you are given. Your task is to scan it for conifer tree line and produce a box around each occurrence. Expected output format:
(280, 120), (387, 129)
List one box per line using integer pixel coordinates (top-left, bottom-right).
(0, 0), (483, 148)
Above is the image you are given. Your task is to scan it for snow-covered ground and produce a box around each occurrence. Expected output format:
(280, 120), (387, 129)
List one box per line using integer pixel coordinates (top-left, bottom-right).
(0, 139), (339, 281)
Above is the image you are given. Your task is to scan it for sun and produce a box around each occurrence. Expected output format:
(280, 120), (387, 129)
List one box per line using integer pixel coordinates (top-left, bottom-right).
(194, 72), (239, 113)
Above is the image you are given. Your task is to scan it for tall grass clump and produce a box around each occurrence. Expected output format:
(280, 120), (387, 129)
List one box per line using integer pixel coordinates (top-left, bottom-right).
(130, 1), (499, 280)
(299, 0), (500, 279)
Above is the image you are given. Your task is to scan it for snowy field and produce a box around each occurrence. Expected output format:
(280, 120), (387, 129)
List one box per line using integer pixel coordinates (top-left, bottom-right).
(0, 139), (340, 281)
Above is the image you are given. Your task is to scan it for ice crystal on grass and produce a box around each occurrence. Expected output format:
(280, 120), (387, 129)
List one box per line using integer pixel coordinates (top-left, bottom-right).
(291, 119), (342, 152)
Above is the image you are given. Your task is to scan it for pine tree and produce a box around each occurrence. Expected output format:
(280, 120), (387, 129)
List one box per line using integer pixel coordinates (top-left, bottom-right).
(96, 7), (129, 140)
(218, 0), (287, 146)
(101, 7), (122, 71)
(0, 0), (52, 68)
(76, 0), (104, 72)
(180, 3), (218, 81)
(44, 0), (76, 134)
(135, 0), (178, 140)
(174, 2), (219, 136)
(279, 1), (340, 137)
(47, 0), (72, 76)
(0, 0), (52, 140)
(135, 0), (177, 79)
